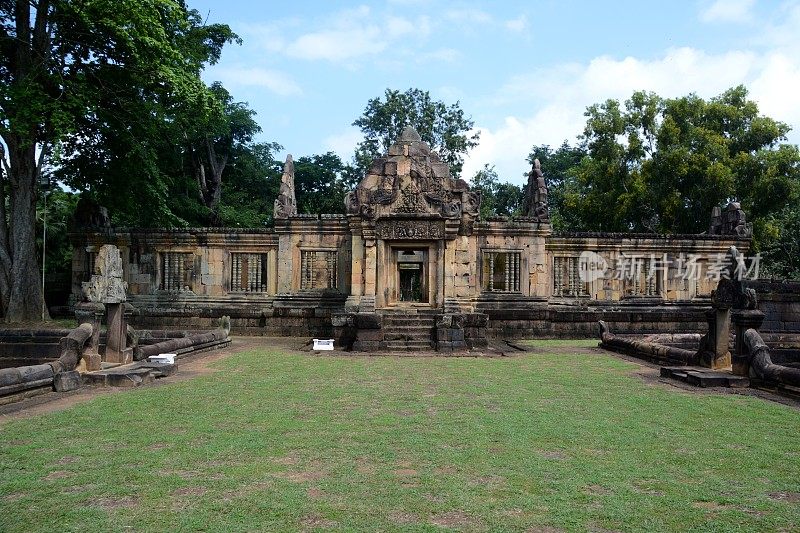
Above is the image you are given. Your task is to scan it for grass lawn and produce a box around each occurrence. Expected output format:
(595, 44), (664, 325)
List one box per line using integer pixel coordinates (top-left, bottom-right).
(1, 341), (799, 532)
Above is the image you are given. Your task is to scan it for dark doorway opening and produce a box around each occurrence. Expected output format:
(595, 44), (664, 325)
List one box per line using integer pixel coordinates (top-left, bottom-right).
(399, 265), (423, 302)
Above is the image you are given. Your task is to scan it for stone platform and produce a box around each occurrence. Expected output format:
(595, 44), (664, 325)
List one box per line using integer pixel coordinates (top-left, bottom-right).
(660, 366), (750, 388)
(83, 360), (177, 388)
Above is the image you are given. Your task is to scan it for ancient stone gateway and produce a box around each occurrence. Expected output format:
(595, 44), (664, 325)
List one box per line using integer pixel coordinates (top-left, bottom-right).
(70, 127), (751, 351)
(343, 126), (483, 313)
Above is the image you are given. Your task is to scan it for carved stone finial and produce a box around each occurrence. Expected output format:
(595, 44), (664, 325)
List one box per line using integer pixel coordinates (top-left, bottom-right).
(523, 158), (549, 223)
(709, 202), (751, 237)
(399, 126), (422, 142)
(273, 155), (297, 219)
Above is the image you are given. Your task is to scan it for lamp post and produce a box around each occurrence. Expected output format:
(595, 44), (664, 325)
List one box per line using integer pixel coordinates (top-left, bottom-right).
(40, 173), (51, 320)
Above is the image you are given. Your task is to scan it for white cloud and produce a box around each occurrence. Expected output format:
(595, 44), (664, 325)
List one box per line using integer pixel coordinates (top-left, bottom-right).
(444, 8), (492, 25)
(323, 127), (362, 159)
(419, 48), (460, 63)
(463, 46), (800, 183)
(213, 66), (302, 96)
(505, 15), (528, 33)
(754, 1), (800, 51)
(286, 29), (385, 62)
(748, 52), (800, 131)
(251, 6), (428, 64)
(700, 0), (755, 23)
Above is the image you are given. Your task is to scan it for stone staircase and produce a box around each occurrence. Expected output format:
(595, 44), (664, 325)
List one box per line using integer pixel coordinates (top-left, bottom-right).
(381, 308), (436, 351)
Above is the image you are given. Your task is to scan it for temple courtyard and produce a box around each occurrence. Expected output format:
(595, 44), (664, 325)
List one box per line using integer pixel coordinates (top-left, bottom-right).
(1, 339), (799, 532)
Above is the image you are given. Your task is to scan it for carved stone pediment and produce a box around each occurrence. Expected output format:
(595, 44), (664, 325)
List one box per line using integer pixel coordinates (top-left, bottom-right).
(375, 219), (445, 240)
(345, 127), (480, 236)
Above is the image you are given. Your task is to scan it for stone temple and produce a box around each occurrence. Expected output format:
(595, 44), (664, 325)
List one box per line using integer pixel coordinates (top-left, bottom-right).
(71, 127), (750, 351)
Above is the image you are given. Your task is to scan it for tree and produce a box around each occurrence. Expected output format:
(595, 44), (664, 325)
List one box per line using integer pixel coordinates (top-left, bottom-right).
(528, 142), (587, 230)
(760, 205), (800, 279)
(0, 1), (237, 320)
(186, 82), (261, 224)
(294, 152), (360, 215)
(469, 164), (523, 219)
(352, 88), (480, 178)
(217, 142), (283, 227)
(560, 86), (800, 244)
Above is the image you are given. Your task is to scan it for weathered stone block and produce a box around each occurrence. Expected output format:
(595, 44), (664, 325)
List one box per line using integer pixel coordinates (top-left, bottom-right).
(53, 371), (82, 392)
(331, 314), (352, 327)
(355, 313), (382, 329)
(356, 329), (384, 342)
(80, 352), (102, 372)
(352, 340), (384, 351)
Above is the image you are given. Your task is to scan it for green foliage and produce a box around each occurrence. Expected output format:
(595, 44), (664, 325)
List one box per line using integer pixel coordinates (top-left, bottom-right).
(217, 142), (283, 227)
(36, 186), (79, 277)
(760, 204), (800, 279)
(294, 152), (360, 215)
(185, 82), (262, 224)
(469, 164), (523, 218)
(1, 343), (799, 531)
(528, 142), (587, 230)
(352, 88), (480, 178)
(544, 87), (800, 252)
(48, 2), (242, 227)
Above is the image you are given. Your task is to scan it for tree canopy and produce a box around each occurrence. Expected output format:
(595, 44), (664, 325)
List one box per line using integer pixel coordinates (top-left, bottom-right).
(1, 0), (243, 320)
(553, 86), (799, 239)
(294, 153), (360, 215)
(469, 164), (523, 219)
(352, 88), (480, 178)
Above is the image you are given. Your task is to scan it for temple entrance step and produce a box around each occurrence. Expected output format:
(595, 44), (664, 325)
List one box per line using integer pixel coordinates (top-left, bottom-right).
(378, 309), (439, 351)
(385, 340), (433, 351)
(660, 366), (750, 388)
(383, 319), (435, 328)
(384, 320), (435, 331)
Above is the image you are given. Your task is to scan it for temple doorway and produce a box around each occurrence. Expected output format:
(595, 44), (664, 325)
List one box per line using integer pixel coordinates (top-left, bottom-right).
(396, 249), (428, 303)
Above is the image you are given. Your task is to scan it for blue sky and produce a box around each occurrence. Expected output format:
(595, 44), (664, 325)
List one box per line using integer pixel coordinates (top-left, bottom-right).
(191, 0), (800, 184)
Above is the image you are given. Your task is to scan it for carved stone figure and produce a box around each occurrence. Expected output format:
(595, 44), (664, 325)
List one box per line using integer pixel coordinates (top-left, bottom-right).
(344, 126), (480, 236)
(709, 202), (752, 237)
(72, 197), (111, 229)
(273, 155), (297, 219)
(82, 244), (127, 304)
(696, 246), (758, 369)
(523, 159), (549, 222)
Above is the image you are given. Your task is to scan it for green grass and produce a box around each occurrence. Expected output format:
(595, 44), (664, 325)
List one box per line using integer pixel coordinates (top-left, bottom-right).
(1, 343), (799, 532)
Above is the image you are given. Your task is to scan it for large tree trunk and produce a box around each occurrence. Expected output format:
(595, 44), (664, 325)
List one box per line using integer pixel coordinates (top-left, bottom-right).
(5, 137), (47, 322)
(0, 152), (12, 315)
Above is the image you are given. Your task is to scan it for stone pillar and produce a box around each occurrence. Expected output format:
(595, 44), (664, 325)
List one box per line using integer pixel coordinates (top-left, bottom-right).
(375, 239), (386, 309)
(731, 309), (765, 376)
(276, 233), (293, 293)
(435, 241), (445, 308)
(699, 308), (732, 369)
(268, 248), (278, 294)
(345, 234), (364, 312)
(360, 239), (377, 312)
(80, 244), (130, 367)
(712, 308), (731, 368)
(104, 303), (132, 364)
(350, 234), (364, 298)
